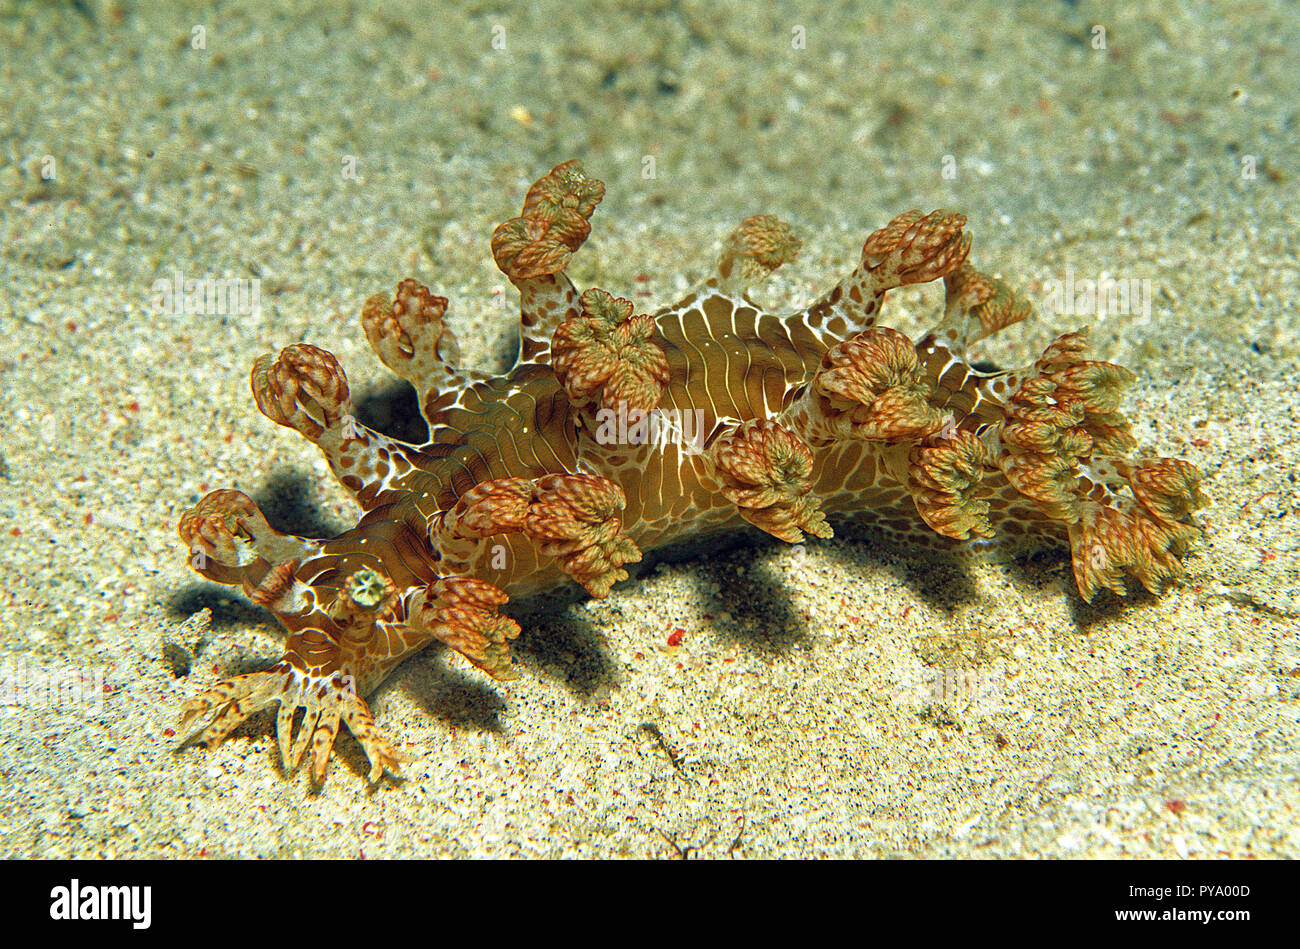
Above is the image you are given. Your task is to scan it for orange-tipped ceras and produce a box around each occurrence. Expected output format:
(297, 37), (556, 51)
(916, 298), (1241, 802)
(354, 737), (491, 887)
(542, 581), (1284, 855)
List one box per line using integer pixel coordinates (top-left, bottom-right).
(176, 160), (1205, 786)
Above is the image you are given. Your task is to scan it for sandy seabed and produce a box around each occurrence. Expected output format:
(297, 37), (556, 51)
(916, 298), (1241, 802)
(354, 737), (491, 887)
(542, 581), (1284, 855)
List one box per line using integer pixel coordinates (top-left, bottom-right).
(1, 0), (1296, 858)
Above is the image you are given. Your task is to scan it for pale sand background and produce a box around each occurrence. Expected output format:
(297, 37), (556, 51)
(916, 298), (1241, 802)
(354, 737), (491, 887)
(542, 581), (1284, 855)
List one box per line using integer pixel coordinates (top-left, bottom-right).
(1, 0), (1296, 857)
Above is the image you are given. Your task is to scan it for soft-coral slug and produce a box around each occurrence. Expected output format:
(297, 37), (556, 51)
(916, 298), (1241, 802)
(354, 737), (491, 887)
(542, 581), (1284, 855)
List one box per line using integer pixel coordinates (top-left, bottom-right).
(176, 160), (1205, 785)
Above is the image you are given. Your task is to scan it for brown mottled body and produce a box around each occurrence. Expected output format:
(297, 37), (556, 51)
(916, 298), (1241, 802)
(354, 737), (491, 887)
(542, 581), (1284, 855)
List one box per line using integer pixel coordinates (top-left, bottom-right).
(176, 162), (1205, 786)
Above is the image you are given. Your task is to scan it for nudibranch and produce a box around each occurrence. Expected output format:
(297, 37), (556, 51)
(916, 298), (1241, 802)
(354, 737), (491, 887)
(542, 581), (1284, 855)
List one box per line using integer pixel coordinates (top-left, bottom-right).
(176, 161), (1205, 785)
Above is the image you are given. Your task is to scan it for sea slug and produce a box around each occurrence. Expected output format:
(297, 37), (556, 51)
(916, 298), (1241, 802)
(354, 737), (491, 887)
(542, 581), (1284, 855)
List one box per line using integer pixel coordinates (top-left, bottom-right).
(176, 161), (1205, 785)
